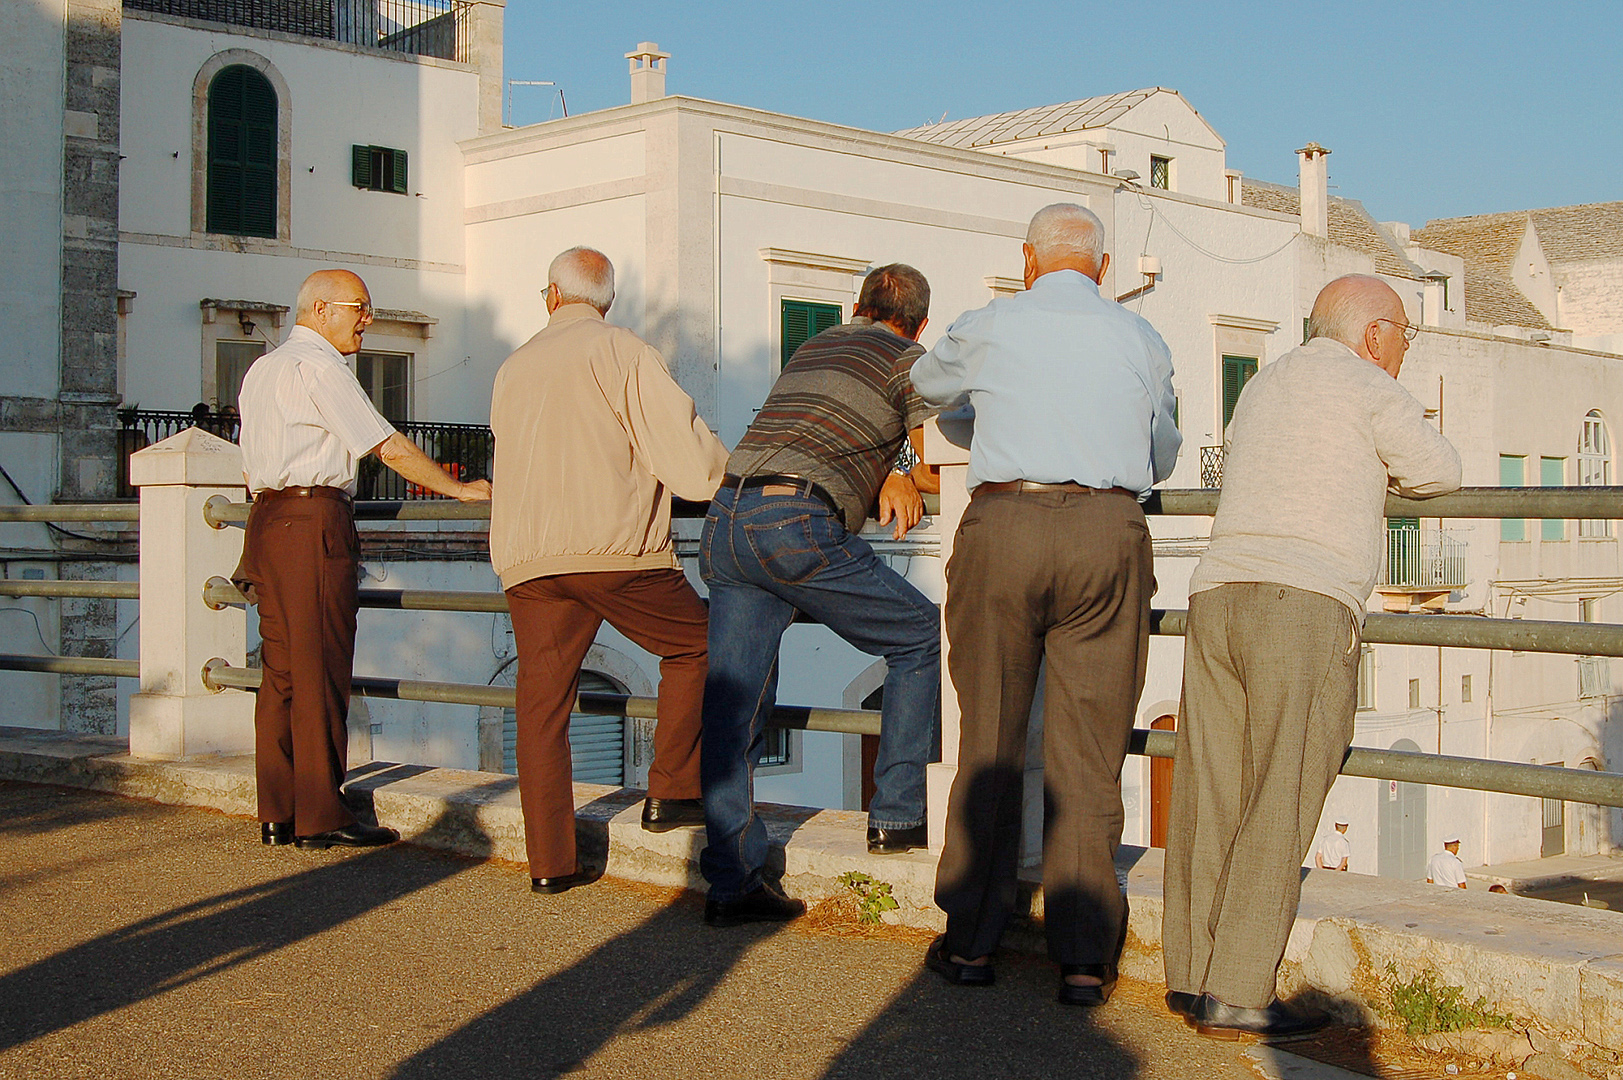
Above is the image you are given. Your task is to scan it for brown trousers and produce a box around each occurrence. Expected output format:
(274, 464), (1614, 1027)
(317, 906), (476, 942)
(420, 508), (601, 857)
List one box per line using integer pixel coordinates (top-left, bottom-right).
(1162, 583), (1360, 1008)
(233, 494), (360, 837)
(934, 488), (1153, 965)
(506, 568), (708, 878)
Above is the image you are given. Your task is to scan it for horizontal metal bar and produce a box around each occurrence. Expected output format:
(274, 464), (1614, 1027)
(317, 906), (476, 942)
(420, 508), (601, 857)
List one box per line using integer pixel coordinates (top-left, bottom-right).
(195, 486), (1623, 528)
(0, 580), (138, 600)
(1154, 609), (1623, 657)
(200, 665), (885, 736)
(1127, 728), (1623, 808)
(0, 653), (139, 678)
(0, 505), (139, 523)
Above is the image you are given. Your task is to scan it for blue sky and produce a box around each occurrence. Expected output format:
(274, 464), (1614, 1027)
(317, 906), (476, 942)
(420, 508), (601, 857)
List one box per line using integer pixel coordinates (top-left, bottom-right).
(502, 0), (1621, 227)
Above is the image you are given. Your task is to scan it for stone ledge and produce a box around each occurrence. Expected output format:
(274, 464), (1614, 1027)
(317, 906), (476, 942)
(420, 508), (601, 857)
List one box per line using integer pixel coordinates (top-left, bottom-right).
(2, 726), (1620, 1056)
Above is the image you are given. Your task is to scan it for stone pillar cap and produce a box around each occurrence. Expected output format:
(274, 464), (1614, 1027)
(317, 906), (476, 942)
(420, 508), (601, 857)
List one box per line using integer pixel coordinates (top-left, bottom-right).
(129, 428), (245, 488)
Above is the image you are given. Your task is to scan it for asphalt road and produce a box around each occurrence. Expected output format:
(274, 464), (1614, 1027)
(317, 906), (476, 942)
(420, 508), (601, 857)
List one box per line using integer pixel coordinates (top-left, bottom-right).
(0, 780), (1305, 1080)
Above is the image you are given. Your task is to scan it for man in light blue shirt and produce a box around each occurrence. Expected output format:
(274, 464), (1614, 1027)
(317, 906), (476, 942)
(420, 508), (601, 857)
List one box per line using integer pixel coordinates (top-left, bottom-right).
(911, 203), (1179, 1008)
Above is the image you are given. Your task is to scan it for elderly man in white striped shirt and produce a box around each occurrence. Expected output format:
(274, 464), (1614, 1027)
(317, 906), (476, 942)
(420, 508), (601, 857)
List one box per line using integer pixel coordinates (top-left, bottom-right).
(234, 269), (491, 850)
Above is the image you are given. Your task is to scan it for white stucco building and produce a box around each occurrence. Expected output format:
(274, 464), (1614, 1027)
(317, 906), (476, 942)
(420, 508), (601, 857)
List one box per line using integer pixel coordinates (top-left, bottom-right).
(3, 0), (1618, 869)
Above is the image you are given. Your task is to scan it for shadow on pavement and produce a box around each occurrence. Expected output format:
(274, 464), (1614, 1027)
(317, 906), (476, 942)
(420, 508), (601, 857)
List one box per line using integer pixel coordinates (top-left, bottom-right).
(389, 899), (785, 1080)
(0, 808), (476, 1053)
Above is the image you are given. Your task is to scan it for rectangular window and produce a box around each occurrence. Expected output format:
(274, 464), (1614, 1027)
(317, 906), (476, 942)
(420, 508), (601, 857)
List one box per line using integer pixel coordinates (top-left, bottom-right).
(352, 144), (409, 194)
(780, 299), (841, 370)
(1541, 457), (1566, 541)
(1500, 455), (1526, 542)
(1579, 414), (1611, 538)
(758, 727), (791, 768)
(214, 339), (267, 412)
(1407, 679), (1421, 709)
(1460, 674), (1472, 703)
(1221, 355), (1258, 429)
(355, 351), (411, 424)
(1149, 155), (1172, 190)
(1356, 645), (1376, 710)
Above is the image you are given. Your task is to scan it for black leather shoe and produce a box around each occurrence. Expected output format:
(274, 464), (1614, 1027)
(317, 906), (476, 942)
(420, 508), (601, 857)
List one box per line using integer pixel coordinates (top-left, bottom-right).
(641, 797), (705, 833)
(1191, 993), (1329, 1040)
(531, 867), (601, 894)
(867, 823), (929, 854)
(294, 822), (399, 850)
(1057, 963), (1117, 1007)
(704, 881), (806, 927)
(261, 821), (294, 846)
(1165, 990), (1199, 1018)
(924, 935), (995, 986)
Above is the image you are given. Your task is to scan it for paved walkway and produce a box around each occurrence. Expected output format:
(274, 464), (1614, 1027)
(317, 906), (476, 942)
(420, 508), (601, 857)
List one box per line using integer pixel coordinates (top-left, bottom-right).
(0, 781), (1368, 1080)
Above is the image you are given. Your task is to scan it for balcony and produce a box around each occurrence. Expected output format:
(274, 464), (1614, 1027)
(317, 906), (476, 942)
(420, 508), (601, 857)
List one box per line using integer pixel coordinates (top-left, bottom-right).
(1377, 526), (1469, 612)
(1199, 445), (1224, 488)
(124, 0), (470, 61)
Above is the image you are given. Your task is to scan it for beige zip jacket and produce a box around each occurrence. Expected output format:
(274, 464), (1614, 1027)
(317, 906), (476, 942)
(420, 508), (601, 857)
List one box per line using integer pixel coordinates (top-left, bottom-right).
(489, 304), (728, 589)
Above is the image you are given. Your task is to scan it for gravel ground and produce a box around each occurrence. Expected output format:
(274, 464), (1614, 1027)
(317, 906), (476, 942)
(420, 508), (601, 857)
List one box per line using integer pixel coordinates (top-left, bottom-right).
(0, 780), (1280, 1080)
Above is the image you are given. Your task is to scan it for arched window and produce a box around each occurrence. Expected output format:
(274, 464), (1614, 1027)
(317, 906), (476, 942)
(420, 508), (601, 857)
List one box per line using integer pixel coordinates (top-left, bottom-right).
(1579, 411), (1611, 538)
(205, 65), (277, 238)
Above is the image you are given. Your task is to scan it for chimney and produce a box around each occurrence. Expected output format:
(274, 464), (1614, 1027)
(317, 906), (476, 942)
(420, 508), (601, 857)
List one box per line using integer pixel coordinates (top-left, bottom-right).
(626, 41), (669, 104)
(1297, 142), (1330, 238)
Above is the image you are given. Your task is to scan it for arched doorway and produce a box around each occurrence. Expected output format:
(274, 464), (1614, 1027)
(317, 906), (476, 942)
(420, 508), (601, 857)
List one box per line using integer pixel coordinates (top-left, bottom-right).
(1149, 714), (1177, 848)
(1378, 738), (1427, 879)
(502, 670), (629, 786)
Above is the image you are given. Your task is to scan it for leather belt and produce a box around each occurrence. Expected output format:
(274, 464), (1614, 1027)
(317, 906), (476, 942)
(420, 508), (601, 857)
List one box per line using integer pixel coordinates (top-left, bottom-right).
(726, 473), (844, 524)
(975, 480), (1137, 498)
(254, 485), (353, 504)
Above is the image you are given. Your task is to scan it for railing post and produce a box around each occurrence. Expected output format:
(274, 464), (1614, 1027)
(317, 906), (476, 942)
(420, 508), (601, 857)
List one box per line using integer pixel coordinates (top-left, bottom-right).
(127, 429), (255, 757)
(922, 415), (973, 850)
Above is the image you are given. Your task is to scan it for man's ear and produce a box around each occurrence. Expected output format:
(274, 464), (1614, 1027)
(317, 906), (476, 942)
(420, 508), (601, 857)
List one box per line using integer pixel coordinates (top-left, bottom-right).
(1095, 251), (1110, 285)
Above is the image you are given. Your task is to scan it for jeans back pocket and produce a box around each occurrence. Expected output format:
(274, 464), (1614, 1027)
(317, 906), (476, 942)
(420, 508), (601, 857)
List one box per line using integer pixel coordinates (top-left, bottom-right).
(743, 514), (830, 585)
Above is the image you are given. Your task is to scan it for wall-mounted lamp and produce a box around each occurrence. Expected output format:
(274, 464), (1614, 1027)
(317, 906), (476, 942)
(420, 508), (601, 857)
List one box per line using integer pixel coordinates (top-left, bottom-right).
(238, 314), (257, 337)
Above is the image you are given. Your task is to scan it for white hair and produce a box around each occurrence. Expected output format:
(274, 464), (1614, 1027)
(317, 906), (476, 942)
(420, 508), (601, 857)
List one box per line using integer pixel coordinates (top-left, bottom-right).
(548, 246), (615, 312)
(1306, 274), (1399, 348)
(1026, 203), (1105, 267)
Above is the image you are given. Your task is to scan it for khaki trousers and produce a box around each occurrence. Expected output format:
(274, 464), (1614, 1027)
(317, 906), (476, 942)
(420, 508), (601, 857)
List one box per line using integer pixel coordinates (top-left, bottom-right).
(934, 488), (1152, 965)
(1162, 583), (1360, 1009)
(234, 495), (360, 837)
(506, 569), (708, 878)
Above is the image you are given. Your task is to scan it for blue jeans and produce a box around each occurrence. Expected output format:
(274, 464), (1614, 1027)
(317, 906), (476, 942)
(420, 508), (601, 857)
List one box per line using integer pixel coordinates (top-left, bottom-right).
(698, 482), (941, 900)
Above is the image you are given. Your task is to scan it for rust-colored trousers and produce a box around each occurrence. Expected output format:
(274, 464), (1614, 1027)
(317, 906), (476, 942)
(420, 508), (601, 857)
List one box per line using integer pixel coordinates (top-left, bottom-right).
(506, 568), (708, 878)
(233, 492), (360, 837)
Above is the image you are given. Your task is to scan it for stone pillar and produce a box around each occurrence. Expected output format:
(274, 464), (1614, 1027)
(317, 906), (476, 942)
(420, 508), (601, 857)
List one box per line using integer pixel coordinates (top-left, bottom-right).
(463, 0), (505, 135)
(923, 415), (972, 850)
(128, 429), (254, 758)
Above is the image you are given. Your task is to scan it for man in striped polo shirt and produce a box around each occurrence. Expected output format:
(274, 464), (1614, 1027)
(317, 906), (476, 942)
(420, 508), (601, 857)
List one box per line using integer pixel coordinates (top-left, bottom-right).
(235, 269), (491, 851)
(698, 264), (940, 926)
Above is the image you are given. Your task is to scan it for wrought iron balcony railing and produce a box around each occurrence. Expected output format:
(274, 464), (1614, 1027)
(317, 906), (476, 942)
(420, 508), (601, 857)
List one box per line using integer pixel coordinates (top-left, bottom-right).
(1200, 445), (1224, 488)
(1382, 526), (1469, 589)
(124, 0), (469, 61)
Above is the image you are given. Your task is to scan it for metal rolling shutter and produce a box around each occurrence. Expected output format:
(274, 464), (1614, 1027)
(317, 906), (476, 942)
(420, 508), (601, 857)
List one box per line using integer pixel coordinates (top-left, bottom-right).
(501, 671), (625, 786)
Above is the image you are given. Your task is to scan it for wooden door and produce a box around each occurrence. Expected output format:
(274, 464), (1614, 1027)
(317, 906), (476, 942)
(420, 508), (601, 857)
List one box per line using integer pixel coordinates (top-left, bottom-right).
(1149, 715), (1177, 848)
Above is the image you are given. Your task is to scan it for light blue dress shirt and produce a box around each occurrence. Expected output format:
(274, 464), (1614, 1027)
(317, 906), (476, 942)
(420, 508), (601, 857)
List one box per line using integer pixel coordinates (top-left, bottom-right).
(909, 269), (1181, 498)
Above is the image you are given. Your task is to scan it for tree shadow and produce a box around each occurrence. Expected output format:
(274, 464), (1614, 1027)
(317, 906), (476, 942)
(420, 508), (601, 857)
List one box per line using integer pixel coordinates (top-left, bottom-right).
(388, 899), (787, 1079)
(0, 808), (478, 1052)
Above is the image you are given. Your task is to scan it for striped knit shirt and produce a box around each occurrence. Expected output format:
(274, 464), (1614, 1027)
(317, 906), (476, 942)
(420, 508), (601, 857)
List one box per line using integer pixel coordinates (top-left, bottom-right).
(238, 325), (397, 495)
(727, 317), (935, 532)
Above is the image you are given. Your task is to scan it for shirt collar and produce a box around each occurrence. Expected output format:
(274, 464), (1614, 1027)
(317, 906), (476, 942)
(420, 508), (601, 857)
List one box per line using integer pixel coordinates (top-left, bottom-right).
(1031, 268), (1100, 295)
(286, 324), (348, 365)
(547, 303), (606, 326)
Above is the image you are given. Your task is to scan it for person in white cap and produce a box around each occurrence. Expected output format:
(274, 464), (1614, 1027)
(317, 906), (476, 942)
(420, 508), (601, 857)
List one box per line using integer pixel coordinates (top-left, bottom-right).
(1426, 835), (1467, 888)
(1314, 820), (1351, 871)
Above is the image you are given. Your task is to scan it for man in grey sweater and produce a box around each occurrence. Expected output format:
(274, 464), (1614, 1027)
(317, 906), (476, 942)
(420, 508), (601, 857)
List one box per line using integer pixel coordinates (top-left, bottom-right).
(1163, 275), (1461, 1039)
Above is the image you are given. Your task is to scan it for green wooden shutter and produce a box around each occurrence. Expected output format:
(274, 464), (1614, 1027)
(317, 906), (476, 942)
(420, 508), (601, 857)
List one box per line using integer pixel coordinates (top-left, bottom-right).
(780, 300), (841, 369)
(1500, 455), (1526, 542)
(1220, 355), (1258, 429)
(1541, 457), (1566, 541)
(206, 66), (277, 238)
(352, 144), (372, 188)
(390, 148), (409, 194)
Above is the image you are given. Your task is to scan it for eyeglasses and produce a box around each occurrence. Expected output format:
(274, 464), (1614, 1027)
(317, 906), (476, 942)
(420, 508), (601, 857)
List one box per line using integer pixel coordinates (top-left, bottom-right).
(1374, 318), (1420, 342)
(322, 299), (373, 319)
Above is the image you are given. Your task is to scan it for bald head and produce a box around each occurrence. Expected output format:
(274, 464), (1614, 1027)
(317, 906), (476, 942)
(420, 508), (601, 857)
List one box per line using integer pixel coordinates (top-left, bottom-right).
(1307, 274), (1412, 377)
(1023, 203), (1108, 287)
(547, 247), (615, 314)
(294, 269), (372, 355)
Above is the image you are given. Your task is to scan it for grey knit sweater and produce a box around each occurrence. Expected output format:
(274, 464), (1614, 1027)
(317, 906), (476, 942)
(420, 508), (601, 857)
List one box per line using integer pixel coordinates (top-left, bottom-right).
(1189, 337), (1462, 621)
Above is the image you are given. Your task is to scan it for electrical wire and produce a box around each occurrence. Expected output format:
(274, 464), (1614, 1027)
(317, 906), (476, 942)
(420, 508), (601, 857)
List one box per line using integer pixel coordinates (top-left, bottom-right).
(1131, 189), (1298, 266)
(0, 462), (120, 545)
(0, 606), (58, 654)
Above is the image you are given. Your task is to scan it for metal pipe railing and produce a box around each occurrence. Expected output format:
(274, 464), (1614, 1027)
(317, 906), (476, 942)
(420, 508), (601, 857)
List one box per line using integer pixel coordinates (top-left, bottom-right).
(0, 654), (139, 678)
(0, 581), (139, 600)
(0, 505), (139, 523)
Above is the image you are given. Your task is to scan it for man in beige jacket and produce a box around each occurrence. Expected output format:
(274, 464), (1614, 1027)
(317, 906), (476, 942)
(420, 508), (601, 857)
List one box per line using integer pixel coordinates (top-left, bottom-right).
(490, 247), (728, 894)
